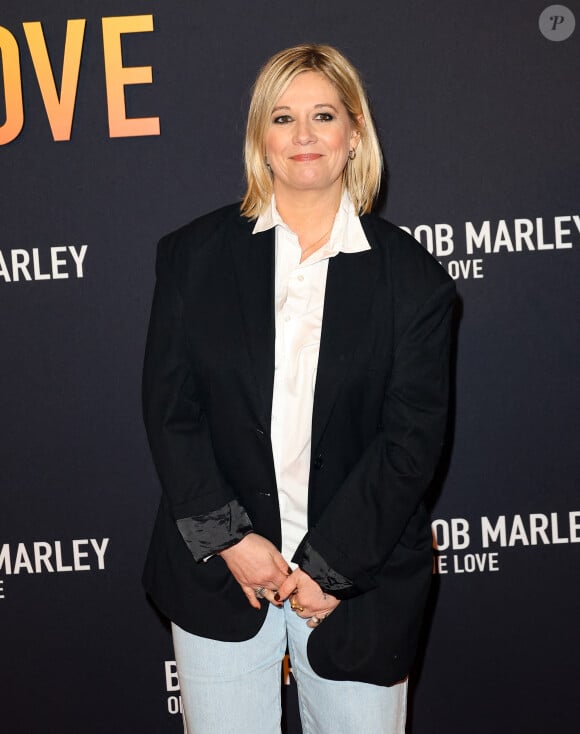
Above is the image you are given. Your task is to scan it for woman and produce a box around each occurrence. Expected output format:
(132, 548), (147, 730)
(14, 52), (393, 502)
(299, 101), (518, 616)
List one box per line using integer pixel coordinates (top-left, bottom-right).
(143, 44), (455, 733)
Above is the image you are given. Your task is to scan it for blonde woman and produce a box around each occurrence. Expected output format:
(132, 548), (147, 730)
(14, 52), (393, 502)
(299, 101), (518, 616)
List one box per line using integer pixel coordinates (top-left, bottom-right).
(143, 44), (455, 733)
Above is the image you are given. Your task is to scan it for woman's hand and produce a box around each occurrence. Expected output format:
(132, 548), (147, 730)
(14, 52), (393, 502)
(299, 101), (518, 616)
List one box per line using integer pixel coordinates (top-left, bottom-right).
(218, 533), (291, 609)
(276, 568), (341, 627)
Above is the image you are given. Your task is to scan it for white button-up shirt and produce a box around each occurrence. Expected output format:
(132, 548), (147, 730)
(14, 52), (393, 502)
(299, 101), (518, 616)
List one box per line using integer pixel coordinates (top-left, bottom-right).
(253, 191), (371, 565)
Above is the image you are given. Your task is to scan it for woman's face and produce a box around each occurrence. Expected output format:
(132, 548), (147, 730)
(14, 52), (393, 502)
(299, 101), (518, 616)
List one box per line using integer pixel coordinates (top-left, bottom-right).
(264, 71), (360, 201)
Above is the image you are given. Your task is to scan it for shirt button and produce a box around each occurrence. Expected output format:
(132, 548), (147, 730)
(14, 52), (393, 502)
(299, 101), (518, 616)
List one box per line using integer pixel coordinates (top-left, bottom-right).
(284, 315), (291, 322)
(297, 274), (304, 282)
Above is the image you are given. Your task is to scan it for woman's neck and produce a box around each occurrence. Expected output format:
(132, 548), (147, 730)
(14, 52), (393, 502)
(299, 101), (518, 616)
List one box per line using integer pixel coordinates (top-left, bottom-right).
(274, 186), (342, 258)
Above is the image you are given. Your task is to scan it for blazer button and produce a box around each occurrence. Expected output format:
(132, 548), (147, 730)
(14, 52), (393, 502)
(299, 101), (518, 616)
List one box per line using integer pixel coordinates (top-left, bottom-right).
(255, 427), (265, 438)
(313, 455), (324, 470)
(258, 490), (271, 497)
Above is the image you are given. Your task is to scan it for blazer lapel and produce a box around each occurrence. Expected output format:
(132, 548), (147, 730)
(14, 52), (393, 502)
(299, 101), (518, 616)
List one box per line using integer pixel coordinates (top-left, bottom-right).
(312, 246), (380, 452)
(230, 221), (276, 430)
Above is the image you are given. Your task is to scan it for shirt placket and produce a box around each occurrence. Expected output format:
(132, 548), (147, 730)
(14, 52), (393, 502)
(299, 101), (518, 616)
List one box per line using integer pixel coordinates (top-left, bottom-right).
(271, 230), (301, 521)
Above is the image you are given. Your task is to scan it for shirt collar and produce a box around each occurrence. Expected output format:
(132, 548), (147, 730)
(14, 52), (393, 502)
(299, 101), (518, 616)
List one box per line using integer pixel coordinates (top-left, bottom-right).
(252, 190), (371, 256)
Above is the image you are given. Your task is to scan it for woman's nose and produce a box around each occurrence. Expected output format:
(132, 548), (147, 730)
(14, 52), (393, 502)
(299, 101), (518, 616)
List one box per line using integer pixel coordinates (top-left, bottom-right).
(293, 118), (316, 145)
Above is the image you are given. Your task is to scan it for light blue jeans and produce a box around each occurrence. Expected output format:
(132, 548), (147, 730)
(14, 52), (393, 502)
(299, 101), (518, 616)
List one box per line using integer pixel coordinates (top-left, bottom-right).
(172, 601), (407, 734)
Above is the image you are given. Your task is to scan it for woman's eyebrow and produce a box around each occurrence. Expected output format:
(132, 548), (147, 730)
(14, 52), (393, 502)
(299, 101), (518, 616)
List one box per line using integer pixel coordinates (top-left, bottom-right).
(271, 103), (339, 112)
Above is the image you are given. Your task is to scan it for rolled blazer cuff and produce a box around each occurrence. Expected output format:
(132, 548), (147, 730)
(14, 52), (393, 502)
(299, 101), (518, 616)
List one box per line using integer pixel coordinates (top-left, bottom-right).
(293, 539), (358, 600)
(293, 530), (379, 599)
(176, 498), (253, 562)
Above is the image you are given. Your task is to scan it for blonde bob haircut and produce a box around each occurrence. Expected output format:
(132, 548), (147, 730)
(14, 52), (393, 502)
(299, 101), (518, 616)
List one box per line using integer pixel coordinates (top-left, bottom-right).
(241, 44), (383, 219)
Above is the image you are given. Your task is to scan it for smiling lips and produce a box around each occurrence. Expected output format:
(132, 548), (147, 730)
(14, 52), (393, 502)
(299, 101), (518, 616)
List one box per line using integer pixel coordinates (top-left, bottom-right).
(290, 153), (323, 161)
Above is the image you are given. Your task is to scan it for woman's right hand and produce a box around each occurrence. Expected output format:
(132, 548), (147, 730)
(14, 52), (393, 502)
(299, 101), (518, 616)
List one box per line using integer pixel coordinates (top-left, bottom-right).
(218, 533), (291, 609)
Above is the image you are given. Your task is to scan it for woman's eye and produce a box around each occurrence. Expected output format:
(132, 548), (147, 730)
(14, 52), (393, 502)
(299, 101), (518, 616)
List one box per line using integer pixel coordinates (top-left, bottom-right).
(314, 112), (334, 121)
(273, 115), (293, 124)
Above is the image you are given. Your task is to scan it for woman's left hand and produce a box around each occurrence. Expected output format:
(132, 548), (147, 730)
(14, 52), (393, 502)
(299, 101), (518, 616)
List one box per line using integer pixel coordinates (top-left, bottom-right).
(276, 568), (341, 627)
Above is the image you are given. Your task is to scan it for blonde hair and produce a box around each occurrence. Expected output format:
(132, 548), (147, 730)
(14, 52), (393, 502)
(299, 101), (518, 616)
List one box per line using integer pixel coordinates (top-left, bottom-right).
(241, 44), (383, 219)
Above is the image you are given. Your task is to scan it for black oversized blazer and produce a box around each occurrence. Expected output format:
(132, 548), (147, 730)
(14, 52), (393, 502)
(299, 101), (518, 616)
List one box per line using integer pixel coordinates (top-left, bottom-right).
(142, 203), (455, 686)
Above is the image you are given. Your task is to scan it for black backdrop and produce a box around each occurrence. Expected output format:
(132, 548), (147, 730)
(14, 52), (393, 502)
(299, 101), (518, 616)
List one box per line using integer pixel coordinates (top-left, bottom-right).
(1, 2), (579, 732)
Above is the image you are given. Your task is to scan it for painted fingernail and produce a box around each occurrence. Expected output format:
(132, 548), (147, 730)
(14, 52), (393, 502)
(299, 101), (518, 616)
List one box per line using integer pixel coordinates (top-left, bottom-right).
(274, 592), (280, 601)
(287, 566), (292, 575)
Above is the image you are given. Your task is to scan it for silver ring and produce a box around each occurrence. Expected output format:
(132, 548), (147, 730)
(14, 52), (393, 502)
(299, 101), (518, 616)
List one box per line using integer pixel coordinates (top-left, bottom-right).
(255, 586), (266, 599)
(310, 615), (321, 626)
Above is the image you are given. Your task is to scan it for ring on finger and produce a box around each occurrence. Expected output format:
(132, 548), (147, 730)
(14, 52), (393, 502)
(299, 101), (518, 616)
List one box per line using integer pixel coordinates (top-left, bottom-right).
(255, 586), (267, 599)
(290, 598), (304, 612)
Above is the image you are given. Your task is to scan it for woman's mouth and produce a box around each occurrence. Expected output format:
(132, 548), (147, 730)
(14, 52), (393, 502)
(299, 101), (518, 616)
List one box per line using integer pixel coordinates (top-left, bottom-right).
(289, 154), (322, 162)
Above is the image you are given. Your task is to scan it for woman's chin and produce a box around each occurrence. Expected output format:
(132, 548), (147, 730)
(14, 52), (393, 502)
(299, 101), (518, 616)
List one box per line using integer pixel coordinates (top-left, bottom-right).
(281, 177), (337, 196)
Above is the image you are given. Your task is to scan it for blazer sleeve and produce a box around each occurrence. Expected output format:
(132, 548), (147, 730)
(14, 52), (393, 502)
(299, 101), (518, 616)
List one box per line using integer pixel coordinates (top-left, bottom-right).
(142, 235), (253, 561)
(293, 277), (456, 598)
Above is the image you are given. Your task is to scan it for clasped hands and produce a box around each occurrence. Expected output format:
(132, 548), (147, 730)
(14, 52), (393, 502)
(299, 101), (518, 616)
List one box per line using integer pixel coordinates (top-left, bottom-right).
(218, 533), (340, 627)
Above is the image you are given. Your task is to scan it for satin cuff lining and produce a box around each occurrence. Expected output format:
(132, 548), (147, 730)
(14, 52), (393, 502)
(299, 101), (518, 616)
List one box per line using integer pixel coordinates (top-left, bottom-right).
(176, 498), (253, 562)
(298, 540), (353, 593)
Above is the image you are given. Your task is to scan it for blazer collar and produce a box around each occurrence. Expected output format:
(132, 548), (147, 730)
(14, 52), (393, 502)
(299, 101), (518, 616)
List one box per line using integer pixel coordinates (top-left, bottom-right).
(312, 239), (379, 451)
(230, 216), (276, 429)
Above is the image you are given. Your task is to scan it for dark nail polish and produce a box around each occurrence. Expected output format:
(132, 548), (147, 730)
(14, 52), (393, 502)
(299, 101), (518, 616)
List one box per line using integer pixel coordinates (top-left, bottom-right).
(287, 566), (292, 575)
(274, 592), (280, 601)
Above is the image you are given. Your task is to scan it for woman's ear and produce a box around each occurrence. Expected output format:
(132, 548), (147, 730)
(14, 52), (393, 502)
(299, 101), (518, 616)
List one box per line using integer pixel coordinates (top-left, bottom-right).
(351, 114), (365, 148)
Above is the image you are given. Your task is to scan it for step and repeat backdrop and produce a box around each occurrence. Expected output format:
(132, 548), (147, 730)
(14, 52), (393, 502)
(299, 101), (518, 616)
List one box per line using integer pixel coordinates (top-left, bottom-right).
(1, 2), (578, 732)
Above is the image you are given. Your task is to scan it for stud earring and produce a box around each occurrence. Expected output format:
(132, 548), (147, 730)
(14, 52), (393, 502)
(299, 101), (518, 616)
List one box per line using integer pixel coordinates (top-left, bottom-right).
(348, 148), (356, 160)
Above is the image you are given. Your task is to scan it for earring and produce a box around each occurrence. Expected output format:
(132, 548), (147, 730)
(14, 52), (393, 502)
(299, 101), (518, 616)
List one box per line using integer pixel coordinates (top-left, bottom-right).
(348, 148), (356, 160)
